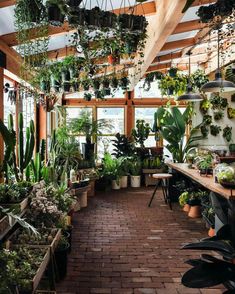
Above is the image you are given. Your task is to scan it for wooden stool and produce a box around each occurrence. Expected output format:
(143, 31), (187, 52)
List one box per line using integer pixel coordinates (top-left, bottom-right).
(148, 173), (173, 209)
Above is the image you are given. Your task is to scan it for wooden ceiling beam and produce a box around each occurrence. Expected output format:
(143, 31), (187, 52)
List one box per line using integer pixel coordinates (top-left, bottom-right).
(112, 1), (156, 16)
(160, 37), (195, 52)
(173, 19), (205, 35)
(152, 52), (182, 64)
(0, 0), (15, 8)
(191, 0), (215, 7)
(146, 62), (188, 73)
(0, 37), (21, 76)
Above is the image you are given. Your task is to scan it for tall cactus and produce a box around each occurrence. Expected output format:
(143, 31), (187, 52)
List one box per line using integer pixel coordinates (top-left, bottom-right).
(0, 113), (35, 182)
(18, 113), (35, 180)
(31, 139), (46, 183)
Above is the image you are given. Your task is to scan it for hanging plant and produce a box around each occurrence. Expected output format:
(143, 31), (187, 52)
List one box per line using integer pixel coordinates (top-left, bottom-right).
(200, 99), (211, 114)
(214, 110), (224, 121)
(228, 107), (235, 119)
(158, 73), (187, 97)
(46, 0), (67, 26)
(223, 126), (233, 142)
(210, 125), (222, 136)
(191, 69), (209, 92)
(143, 72), (155, 91)
(14, 0), (49, 80)
(168, 67), (178, 77)
(84, 92), (92, 101)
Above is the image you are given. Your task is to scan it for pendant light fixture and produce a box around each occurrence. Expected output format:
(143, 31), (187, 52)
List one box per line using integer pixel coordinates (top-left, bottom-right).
(177, 51), (203, 102)
(201, 27), (235, 93)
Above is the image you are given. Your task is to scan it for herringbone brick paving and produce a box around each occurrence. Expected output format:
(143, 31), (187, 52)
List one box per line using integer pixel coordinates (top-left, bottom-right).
(56, 187), (224, 294)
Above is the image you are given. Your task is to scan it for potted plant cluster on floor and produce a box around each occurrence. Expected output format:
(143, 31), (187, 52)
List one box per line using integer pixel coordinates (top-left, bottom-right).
(0, 110), (98, 291)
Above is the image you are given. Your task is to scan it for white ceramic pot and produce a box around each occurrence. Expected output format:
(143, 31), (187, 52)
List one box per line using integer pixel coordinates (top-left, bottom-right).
(131, 175), (141, 188)
(120, 176), (128, 188)
(112, 180), (121, 190)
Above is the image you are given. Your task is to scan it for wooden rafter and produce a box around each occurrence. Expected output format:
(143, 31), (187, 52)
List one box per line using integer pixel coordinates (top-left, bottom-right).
(146, 62), (188, 73)
(0, 0), (15, 8)
(0, 37), (21, 76)
(173, 19), (205, 34)
(161, 37), (195, 52)
(112, 1), (156, 16)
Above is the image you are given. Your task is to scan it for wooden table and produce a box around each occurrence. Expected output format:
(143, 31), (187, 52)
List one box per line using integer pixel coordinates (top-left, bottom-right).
(167, 162), (235, 200)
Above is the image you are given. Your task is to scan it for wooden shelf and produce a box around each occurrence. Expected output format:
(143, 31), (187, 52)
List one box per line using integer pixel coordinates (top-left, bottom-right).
(167, 163), (235, 200)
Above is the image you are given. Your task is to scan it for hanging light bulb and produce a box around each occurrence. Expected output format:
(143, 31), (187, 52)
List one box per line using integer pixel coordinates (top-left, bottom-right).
(177, 51), (203, 102)
(201, 27), (235, 93)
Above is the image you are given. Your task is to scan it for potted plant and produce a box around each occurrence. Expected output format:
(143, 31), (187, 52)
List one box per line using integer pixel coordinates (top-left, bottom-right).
(112, 133), (135, 158)
(228, 107), (235, 119)
(119, 157), (131, 188)
(179, 191), (190, 212)
(101, 153), (121, 190)
(102, 77), (111, 96)
(46, 0), (66, 26)
(111, 76), (119, 90)
(223, 126), (233, 142)
(197, 155), (213, 176)
(50, 62), (62, 93)
(84, 92), (92, 101)
(120, 76), (130, 91)
(214, 110), (224, 121)
(200, 98), (211, 114)
(229, 143), (235, 156)
(131, 119), (151, 158)
(15, 0), (45, 24)
(69, 110), (112, 162)
(210, 124), (221, 136)
(129, 160), (142, 188)
(54, 235), (70, 281)
(188, 191), (201, 218)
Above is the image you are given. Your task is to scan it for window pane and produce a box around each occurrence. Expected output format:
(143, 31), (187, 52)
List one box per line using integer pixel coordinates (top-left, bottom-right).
(4, 78), (16, 125)
(97, 108), (124, 134)
(97, 136), (115, 160)
(22, 91), (35, 129)
(135, 107), (157, 132)
(66, 107), (92, 120)
(134, 80), (162, 98)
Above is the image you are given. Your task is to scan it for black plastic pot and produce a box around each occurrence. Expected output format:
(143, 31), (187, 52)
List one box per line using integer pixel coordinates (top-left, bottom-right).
(55, 242), (70, 281)
(132, 15), (146, 32)
(28, 0), (43, 23)
(48, 4), (65, 26)
(103, 88), (111, 96)
(82, 143), (95, 161)
(100, 11), (116, 28)
(95, 90), (103, 99)
(86, 7), (100, 27)
(61, 70), (70, 82)
(71, 81), (79, 92)
(62, 82), (71, 92)
(118, 14), (134, 30)
(93, 80), (100, 90)
(84, 93), (92, 101)
(68, 0), (82, 8)
(111, 78), (119, 89)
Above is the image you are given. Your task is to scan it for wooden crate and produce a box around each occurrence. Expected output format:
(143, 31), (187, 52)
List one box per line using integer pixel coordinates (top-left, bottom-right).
(1, 197), (29, 212)
(8, 228), (61, 253)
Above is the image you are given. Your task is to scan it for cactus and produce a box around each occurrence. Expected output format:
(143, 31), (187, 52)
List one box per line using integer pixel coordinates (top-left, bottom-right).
(0, 113), (35, 182)
(31, 140), (46, 183)
(18, 113), (35, 180)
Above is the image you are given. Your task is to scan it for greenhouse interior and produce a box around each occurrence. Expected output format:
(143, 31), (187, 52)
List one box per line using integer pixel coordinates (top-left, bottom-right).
(0, 0), (235, 293)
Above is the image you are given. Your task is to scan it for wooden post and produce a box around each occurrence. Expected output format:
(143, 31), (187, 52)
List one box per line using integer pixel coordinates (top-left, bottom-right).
(37, 97), (47, 153)
(125, 91), (134, 137)
(0, 67), (3, 182)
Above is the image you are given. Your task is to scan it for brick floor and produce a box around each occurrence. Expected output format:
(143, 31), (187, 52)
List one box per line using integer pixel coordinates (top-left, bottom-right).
(56, 187), (224, 294)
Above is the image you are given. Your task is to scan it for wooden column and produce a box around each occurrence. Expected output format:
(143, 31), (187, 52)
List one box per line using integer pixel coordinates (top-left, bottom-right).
(36, 97), (47, 152)
(0, 67), (4, 181)
(125, 91), (134, 137)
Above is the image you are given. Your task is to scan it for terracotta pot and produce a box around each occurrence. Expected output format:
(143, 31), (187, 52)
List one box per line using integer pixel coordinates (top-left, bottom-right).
(183, 204), (191, 213)
(188, 205), (201, 218)
(208, 227), (215, 237)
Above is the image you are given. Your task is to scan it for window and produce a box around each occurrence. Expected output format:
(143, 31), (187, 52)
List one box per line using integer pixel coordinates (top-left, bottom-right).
(97, 107), (125, 159)
(4, 78), (16, 126)
(134, 79), (162, 98)
(66, 107), (93, 152)
(22, 91), (35, 130)
(134, 107), (157, 147)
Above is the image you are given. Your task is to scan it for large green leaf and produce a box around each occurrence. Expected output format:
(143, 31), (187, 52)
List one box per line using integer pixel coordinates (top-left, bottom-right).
(171, 107), (185, 135)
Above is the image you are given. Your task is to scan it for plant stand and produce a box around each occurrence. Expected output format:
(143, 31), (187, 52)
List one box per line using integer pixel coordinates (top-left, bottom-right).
(80, 192), (88, 208)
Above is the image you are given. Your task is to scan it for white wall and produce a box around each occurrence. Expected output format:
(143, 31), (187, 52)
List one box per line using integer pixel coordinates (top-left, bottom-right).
(192, 91), (235, 150)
